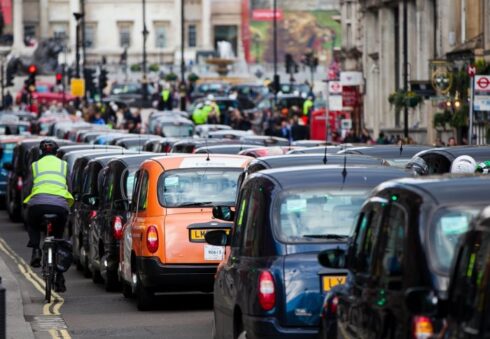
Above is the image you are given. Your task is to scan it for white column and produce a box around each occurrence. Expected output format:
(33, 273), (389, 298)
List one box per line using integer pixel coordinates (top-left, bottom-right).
(40, 0), (49, 38)
(174, 0), (182, 63)
(379, 6), (395, 129)
(69, 0), (80, 62)
(202, 0), (211, 49)
(12, 0), (23, 50)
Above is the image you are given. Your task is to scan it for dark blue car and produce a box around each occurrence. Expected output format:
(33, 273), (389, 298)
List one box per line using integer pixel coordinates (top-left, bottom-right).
(205, 165), (407, 339)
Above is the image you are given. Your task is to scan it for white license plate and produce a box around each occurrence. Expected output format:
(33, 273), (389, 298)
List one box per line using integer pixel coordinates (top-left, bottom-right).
(204, 245), (225, 261)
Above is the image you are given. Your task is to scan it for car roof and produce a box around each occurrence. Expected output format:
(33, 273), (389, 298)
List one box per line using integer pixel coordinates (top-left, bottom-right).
(414, 145), (490, 162)
(341, 145), (432, 159)
(373, 175), (490, 205)
(108, 153), (160, 169)
(194, 144), (259, 154)
(86, 152), (140, 167)
(252, 165), (407, 190)
(148, 154), (251, 170)
(251, 154), (386, 169)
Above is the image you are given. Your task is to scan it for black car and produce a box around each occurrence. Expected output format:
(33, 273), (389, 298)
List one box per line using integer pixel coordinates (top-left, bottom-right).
(288, 145), (348, 155)
(87, 153), (157, 291)
(407, 145), (490, 175)
(194, 144), (259, 155)
(206, 165), (406, 339)
(444, 205), (490, 338)
(319, 175), (490, 339)
(5, 138), (43, 221)
(340, 145), (432, 168)
(70, 150), (135, 270)
(113, 136), (162, 151)
(56, 144), (123, 159)
(142, 137), (178, 153)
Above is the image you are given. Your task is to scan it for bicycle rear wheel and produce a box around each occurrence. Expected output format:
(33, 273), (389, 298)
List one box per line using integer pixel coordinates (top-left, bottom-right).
(44, 248), (54, 303)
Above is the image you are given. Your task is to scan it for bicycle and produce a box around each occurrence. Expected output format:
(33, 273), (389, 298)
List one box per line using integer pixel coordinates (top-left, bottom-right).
(41, 214), (60, 303)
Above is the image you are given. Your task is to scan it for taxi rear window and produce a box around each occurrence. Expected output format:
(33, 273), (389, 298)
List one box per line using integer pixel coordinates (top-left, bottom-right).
(157, 168), (241, 207)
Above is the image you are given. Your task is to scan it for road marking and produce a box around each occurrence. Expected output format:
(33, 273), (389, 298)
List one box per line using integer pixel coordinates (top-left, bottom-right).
(0, 238), (71, 339)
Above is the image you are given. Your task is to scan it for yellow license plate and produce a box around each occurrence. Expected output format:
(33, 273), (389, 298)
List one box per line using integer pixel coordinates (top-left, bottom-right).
(322, 275), (346, 292)
(189, 229), (230, 242)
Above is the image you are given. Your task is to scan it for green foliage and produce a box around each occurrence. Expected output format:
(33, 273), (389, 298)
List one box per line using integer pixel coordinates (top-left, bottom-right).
(388, 90), (423, 115)
(187, 73), (199, 82)
(130, 63), (141, 72)
(165, 72), (178, 82)
(149, 64), (160, 72)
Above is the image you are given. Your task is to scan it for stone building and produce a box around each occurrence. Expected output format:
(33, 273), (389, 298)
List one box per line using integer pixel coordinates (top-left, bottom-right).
(11, 0), (242, 65)
(343, 0), (490, 144)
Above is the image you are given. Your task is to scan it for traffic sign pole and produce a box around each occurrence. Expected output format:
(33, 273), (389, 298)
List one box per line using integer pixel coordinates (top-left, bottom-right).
(469, 75), (475, 145)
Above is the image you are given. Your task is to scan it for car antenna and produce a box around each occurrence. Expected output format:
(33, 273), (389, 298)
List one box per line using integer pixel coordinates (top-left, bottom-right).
(205, 136), (210, 161)
(341, 151), (347, 187)
(399, 139), (404, 155)
(323, 145), (328, 164)
(138, 134), (141, 154)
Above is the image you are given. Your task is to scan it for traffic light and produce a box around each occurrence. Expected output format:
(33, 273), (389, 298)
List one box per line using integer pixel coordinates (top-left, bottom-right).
(83, 68), (97, 97)
(285, 53), (293, 74)
(27, 64), (37, 92)
(98, 68), (108, 93)
(5, 62), (16, 87)
(55, 72), (63, 85)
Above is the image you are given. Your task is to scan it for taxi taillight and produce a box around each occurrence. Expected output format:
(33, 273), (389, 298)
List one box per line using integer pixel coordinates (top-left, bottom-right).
(113, 216), (123, 240)
(412, 316), (434, 339)
(146, 225), (159, 253)
(16, 177), (23, 190)
(90, 210), (97, 219)
(258, 271), (275, 311)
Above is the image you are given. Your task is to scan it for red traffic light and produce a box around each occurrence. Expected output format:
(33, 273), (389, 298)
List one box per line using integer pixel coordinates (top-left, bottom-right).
(28, 64), (37, 74)
(55, 73), (62, 81)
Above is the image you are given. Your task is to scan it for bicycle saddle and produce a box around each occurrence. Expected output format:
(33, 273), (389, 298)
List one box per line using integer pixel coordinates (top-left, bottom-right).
(43, 214), (59, 222)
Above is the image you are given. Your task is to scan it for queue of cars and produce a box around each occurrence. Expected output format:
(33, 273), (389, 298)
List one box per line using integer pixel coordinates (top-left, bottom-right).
(2, 114), (490, 338)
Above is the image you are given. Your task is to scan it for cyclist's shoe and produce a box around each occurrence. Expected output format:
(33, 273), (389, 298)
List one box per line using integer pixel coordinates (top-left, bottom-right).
(30, 248), (42, 268)
(54, 273), (66, 293)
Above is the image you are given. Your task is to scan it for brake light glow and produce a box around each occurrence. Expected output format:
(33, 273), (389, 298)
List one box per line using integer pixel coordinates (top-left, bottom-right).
(258, 271), (275, 311)
(412, 316), (434, 339)
(90, 210), (97, 219)
(16, 177), (23, 190)
(112, 216), (123, 240)
(330, 296), (339, 314)
(146, 225), (159, 253)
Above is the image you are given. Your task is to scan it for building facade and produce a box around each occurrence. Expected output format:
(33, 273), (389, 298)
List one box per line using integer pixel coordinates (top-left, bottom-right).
(12, 0), (242, 65)
(344, 0), (490, 144)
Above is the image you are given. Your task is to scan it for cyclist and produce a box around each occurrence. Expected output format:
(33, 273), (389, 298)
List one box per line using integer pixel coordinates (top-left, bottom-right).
(24, 139), (74, 292)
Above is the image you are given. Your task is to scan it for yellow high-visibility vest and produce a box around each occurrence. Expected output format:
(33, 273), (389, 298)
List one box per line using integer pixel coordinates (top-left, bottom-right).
(23, 155), (74, 207)
(162, 90), (170, 102)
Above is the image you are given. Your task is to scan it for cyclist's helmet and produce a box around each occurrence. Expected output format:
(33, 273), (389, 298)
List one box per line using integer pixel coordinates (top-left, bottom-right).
(39, 139), (59, 156)
(406, 156), (429, 176)
(476, 160), (490, 174)
(450, 155), (477, 174)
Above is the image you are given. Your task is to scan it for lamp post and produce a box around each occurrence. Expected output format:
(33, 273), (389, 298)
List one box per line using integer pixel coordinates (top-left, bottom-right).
(403, 0), (409, 140)
(142, 0), (149, 103)
(73, 12), (83, 78)
(180, 0), (186, 111)
(80, 0), (86, 72)
(273, 0), (278, 104)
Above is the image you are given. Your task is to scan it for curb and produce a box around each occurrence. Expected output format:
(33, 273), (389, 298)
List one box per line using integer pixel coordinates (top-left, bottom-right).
(0, 254), (35, 339)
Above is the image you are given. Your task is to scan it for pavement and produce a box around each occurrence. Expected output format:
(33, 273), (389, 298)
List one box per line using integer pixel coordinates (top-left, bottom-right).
(0, 250), (35, 339)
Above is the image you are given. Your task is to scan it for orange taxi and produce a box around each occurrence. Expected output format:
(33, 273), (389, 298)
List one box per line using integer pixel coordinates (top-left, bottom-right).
(119, 154), (251, 310)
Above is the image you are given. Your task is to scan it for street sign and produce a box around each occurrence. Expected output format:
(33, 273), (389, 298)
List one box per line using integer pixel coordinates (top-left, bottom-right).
(475, 76), (490, 92)
(71, 78), (85, 97)
(328, 81), (342, 94)
(467, 65), (476, 77)
(474, 96), (490, 111)
(340, 72), (364, 86)
(328, 95), (342, 111)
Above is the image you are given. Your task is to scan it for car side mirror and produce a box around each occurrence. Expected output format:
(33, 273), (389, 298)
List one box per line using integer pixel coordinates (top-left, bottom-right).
(82, 194), (99, 207)
(405, 287), (439, 316)
(212, 206), (235, 222)
(2, 163), (13, 171)
(204, 230), (230, 247)
(318, 248), (347, 269)
(114, 198), (130, 211)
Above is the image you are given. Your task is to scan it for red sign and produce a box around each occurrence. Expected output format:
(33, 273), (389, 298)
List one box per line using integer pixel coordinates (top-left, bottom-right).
(1, 0), (12, 25)
(342, 86), (359, 108)
(477, 76), (490, 89)
(241, 0), (251, 63)
(252, 9), (284, 21)
(467, 65), (476, 77)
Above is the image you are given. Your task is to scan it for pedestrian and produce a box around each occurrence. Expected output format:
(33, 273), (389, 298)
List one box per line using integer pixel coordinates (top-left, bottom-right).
(290, 115), (309, 140)
(91, 111), (105, 125)
(279, 119), (292, 142)
(447, 137), (457, 146)
(230, 109), (251, 131)
(3, 91), (13, 108)
(159, 83), (173, 111)
(303, 96), (314, 122)
(192, 103), (207, 125)
(359, 128), (373, 144)
(344, 128), (360, 143)
(434, 137), (445, 147)
(376, 132), (388, 145)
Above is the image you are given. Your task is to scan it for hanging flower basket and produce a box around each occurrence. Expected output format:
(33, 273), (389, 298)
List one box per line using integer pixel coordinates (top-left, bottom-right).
(388, 90), (423, 111)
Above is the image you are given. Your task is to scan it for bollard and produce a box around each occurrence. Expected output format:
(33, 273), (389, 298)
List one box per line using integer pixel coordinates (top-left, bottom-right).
(0, 276), (5, 339)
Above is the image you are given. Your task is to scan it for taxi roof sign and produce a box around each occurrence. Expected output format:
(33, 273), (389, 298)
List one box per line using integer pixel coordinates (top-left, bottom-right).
(71, 78), (85, 97)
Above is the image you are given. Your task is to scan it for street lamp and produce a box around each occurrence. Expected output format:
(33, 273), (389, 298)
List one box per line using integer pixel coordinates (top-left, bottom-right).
(180, 0), (186, 111)
(272, 0), (278, 104)
(142, 0), (149, 103)
(73, 12), (84, 78)
(403, 0), (409, 140)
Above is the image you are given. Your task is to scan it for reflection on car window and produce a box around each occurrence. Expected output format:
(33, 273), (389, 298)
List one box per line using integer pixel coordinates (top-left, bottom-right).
(162, 125), (194, 138)
(431, 206), (481, 273)
(125, 171), (136, 201)
(276, 189), (367, 242)
(157, 168), (241, 207)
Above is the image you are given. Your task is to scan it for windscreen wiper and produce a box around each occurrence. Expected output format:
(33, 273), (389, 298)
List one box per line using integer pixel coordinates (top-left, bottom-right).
(174, 202), (214, 207)
(302, 234), (349, 240)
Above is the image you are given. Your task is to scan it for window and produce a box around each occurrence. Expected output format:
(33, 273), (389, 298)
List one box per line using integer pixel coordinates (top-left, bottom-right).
(231, 187), (250, 248)
(352, 202), (384, 274)
(214, 25), (238, 56)
(134, 171), (149, 212)
(242, 186), (266, 257)
(85, 24), (96, 49)
(154, 23), (167, 48)
(51, 23), (68, 40)
(118, 23), (133, 48)
(188, 24), (196, 48)
(24, 24), (36, 42)
(375, 204), (407, 289)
